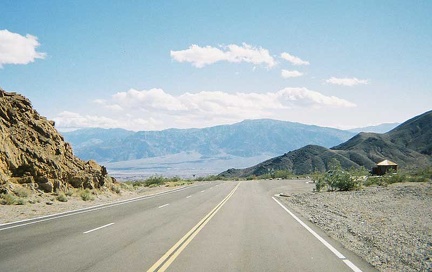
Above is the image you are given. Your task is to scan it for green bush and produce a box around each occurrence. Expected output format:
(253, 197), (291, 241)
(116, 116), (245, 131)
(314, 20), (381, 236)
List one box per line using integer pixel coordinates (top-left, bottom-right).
(144, 176), (166, 187)
(56, 193), (68, 202)
(65, 189), (74, 197)
(1, 194), (17, 205)
(111, 184), (121, 194)
(195, 175), (221, 181)
(273, 170), (294, 179)
(16, 198), (26, 205)
(314, 159), (361, 192)
(408, 167), (432, 183)
(80, 189), (94, 201)
(14, 187), (31, 198)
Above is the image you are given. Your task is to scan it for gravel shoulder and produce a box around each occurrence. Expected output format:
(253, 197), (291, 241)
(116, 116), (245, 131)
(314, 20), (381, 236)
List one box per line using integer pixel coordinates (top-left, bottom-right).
(279, 182), (432, 272)
(0, 185), (181, 225)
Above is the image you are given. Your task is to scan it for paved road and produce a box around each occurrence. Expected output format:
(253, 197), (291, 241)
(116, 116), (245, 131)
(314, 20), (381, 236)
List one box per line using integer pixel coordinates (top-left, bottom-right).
(0, 180), (377, 272)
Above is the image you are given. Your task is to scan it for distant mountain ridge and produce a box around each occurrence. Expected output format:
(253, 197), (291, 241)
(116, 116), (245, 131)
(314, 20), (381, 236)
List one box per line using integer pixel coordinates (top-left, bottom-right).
(348, 123), (400, 134)
(219, 110), (432, 177)
(62, 119), (355, 175)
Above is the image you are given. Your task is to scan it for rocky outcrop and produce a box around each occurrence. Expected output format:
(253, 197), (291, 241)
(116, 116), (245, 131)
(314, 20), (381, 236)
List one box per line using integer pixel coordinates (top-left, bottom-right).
(0, 88), (116, 194)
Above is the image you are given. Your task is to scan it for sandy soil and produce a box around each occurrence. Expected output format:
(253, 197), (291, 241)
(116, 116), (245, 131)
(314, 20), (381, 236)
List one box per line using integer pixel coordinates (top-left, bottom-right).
(0, 186), (177, 225)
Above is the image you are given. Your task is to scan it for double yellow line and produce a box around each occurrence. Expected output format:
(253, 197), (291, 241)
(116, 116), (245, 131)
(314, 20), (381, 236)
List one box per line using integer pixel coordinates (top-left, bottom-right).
(147, 182), (241, 272)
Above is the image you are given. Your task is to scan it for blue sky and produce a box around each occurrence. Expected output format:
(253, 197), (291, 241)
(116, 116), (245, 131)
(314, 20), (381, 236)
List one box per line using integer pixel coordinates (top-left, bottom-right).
(1, 1), (431, 131)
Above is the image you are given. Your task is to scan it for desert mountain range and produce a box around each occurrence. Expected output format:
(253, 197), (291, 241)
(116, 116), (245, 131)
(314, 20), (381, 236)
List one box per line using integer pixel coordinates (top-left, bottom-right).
(219, 110), (432, 178)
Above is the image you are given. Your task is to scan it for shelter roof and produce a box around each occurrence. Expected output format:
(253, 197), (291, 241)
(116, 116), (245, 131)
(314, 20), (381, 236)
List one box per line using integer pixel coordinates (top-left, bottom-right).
(377, 159), (397, 166)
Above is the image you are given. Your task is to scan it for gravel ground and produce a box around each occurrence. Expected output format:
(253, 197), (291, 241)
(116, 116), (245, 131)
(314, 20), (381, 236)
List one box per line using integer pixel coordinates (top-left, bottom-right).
(0, 185), (181, 225)
(279, 182), (432, 272)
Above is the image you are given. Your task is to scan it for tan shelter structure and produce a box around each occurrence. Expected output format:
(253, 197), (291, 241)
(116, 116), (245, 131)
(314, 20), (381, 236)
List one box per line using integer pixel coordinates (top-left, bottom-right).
(372, 159), (398, 175)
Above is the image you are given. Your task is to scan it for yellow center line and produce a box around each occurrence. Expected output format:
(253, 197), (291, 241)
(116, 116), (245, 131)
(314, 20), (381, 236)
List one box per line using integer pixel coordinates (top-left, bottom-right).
(147, 182), (241, 272)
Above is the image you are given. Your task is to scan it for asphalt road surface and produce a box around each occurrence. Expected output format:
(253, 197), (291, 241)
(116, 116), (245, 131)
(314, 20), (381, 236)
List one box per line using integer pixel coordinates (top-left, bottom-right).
(0, 180), (377, 272)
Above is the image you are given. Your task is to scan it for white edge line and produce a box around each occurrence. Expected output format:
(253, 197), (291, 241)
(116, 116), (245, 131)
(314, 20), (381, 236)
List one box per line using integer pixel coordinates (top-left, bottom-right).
(343, 260), (363, 272)
(0, 184), (202, 231)
(272, 197), (364, 272)
(158, 204), (170, 208)
(272, 197), (345, 258)
(186, 195), (192, 199)
(83, 223), (114, 234)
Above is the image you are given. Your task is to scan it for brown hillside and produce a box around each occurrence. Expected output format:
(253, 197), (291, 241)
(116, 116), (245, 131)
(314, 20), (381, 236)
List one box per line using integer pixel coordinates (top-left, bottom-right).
(0, 88), (116, 195)
(219, 110), (432, 178)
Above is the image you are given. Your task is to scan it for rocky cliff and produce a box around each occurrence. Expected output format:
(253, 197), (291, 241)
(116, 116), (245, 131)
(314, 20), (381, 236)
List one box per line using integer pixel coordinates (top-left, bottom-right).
(0, 88), (116, 195)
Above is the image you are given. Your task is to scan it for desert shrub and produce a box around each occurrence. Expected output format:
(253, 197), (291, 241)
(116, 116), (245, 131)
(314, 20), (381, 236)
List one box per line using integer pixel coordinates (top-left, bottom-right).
(56, 193), (68, 202)
(195, 175), (221, 181)
(65, 189), (74, 197)
(382, 170), (406, 184)
(80, 189), (94, 201)
(14, 187), (31, 198)
(273, 170), (294, 179)
(408, 167), (432, 183)
(144, 176), (166, 187)
(111, 184), (121, 194)
(313, 174), (326, 192)
(1, 194), (17, 205)
(168, 176), (181, 183)
(363, 176), (383, 187)
(16, 198), (26, 205)
(314, 159), (361, 192)
(364, 167), (432, 187)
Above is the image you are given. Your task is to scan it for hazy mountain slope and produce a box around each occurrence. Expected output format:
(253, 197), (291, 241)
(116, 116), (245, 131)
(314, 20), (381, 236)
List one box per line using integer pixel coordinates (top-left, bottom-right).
(348, 123), (400, 134)
(219, 110), (432, 177)
(220, 145), (359, 177)
(332, 133), (430, 169)
(62, 119), (355, 162)
(386, 110), (432, 155)
(61, 128), (134, 148)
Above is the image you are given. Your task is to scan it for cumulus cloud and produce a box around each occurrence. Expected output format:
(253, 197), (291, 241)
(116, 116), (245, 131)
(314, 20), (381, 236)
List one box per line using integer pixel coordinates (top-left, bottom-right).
(53, 111), (121, 129)
(54, 88), (356, 131)
(0, 29), (46, 67)
(170, 43), (276, 68)
(281, 69), (303, 78)
(280, 52), (309, 65)
(326, 77), (369, 86)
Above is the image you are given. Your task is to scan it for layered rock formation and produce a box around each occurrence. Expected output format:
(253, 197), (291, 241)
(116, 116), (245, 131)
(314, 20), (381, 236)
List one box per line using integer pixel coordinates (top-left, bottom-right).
(0, 88), (116, 194)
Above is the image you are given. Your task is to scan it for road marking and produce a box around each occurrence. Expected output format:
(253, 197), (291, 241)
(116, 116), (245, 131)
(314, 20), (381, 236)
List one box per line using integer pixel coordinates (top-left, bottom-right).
(158, 204), (169, 209)
(201, 190), (205, 193)
(186, 195), (192, 199)
(343, 260), (363, 272)
(272, 197), (363, 272)
(83, 223), (114, 234)
(0, 185), (201, 231)
(147, 182), (241, 272)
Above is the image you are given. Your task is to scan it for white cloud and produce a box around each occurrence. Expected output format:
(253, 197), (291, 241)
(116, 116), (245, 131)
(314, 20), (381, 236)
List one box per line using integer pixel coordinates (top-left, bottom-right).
(0, 29), (46, 67)
(276, 88), (356, 108)
(280, 52), (309, 65)
(326, 77), (369, 86)
(53, 111), (121, 129)
(54, 88), (355, 131)
(170, 43), (276, 68)
(281, 69), (303, 78)
(112, 88), (188, 111)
